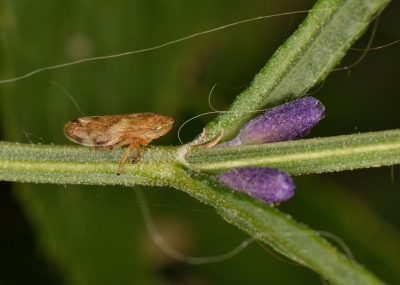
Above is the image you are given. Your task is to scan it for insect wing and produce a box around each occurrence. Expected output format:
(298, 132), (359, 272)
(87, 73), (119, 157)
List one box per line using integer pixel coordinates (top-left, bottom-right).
(64, 117), (110, 146)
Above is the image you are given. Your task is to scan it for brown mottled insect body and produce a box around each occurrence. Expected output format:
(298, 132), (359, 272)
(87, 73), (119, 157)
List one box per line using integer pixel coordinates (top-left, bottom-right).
(64, 113), (174, 175)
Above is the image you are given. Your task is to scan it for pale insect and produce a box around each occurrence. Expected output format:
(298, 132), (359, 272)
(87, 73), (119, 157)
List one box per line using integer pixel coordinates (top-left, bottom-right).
(63, 113), (174, 175)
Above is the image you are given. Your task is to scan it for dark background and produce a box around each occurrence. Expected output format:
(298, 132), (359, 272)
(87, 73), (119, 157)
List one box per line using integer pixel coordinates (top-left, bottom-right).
(0, 0), (399, 284)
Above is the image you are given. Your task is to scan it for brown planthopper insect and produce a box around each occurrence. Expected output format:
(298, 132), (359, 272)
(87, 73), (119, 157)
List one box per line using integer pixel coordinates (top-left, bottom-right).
(64, 113), (174, 175)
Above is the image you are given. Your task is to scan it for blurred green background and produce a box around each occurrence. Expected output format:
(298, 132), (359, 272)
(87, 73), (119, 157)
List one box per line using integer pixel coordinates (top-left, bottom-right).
(1, 0), (400, 284)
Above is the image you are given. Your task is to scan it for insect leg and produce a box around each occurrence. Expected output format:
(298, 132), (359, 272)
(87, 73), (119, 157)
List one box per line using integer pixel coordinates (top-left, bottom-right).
(109, 137), (140, 149)
(131, 142), (141, 163)
(130, 137), (150, 163)
(137, 137), (150, 146)
(116, 139), (140, 175)
(130, 136), (157, 161)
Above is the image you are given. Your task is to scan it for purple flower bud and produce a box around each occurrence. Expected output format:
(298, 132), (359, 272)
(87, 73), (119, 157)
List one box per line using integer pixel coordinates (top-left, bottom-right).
(217, 167), (295, 203)
(217, 97), (325, 147)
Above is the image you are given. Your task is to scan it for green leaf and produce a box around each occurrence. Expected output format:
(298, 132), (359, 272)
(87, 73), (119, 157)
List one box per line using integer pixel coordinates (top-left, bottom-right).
(204, 0), (391, 142)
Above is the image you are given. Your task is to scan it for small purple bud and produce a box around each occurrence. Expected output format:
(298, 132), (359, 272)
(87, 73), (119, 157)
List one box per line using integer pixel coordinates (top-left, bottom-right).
(217, 97), (325, 147)
(217, 167), (295, 203)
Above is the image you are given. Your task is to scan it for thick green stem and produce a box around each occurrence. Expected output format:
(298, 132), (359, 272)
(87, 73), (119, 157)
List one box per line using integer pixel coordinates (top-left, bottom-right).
(175, 173), (386, 285)
(187, 129), (400, 174)
(1, 129), (399, 185)
(0, 0), (394, 284)
(0, 136), (391, 284)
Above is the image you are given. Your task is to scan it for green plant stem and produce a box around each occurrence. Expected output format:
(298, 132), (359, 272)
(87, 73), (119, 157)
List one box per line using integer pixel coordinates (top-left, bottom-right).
(0, 0), (394, 284)
(1, 129), (399, 185)
(187, 129), (400, 174)
(0, 135), (391, 284)
(180, 174), (386, 285)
